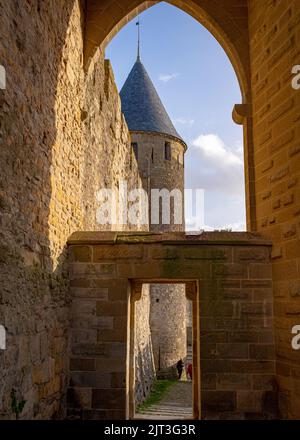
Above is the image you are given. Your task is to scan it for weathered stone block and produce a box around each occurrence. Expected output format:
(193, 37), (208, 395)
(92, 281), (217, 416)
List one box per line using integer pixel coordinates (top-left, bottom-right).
(253, 375), (276, 390)
(237, 391), (263, 412)
(97, 327), (127, 342)
(71, 287), (108, 299)
(202, 373), (217, 390)
(249, 344), (275, 360)
(241, 303), (272, 316)
(228, 331), (259, 343)
(69, 246), (92, 262)
(29, 335), (41, 364)
(217, 374), (252, 390)
(201, 301), (234, 317)
(234, 248), (269, 262)
(183, 247), (229, 261)
(71, 315), (114, 330)
(231, 360), (275, 374)
(242, 280), (272, 288)
(72, 329), (97, 343)
(217, 343), (249, 359)
(249, 264), (272, 279)
(93, 245), (143, 261)
(212, 263), (248, 279)
(96, 300), (128, 316)
(111, 372), (126, 388)
(202, 391), (236, 412)
(202, 359), (232, 374)
(72, 299), (96, 316)
(95, 357), (126, 373)
(92, 389), (126, 409)
(200, 331), (227, 344)
(70, 358), (96, 372)
(67, 387), (92, 409)
(70, 263), (116, 278)
(70, 372), (111, 388)
(32, 361), (50, 384)
(151, 246), (179, 259)
(72, 343), (108, 357)
(222, 289), (252, 301)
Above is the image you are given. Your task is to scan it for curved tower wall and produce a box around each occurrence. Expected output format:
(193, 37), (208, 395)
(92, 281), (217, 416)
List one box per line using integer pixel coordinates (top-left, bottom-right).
(131, 131), (187, 375)
(131, 132), (185, 231)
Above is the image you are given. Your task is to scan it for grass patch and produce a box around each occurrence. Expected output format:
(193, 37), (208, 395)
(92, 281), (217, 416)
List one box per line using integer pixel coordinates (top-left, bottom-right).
(137, 380), (176, 412)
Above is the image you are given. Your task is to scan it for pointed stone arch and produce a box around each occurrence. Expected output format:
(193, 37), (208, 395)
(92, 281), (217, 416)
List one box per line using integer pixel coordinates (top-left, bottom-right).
(84, 0), (256, 231)
(85, 0), (250, 102)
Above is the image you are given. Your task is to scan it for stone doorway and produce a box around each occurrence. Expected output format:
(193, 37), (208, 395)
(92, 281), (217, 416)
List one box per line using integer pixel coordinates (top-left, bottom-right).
(67, 231), (276, 420)
(129, 280), (199, 419)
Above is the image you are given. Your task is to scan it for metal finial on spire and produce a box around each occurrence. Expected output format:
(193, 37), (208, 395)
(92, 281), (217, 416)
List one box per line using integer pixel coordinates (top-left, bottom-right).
(136, 17), (141, 61)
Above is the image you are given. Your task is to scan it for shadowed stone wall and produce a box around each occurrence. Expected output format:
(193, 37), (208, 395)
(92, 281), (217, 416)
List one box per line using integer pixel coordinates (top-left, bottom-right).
(0, 0), (151, 419)
(134, 284), (155, 405)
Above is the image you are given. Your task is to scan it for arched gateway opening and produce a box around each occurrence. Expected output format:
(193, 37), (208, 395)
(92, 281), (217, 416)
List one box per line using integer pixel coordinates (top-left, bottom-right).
(65, 1), (276, 421)
(84, 0), (255, 229)
(2, 0), (299, 421)
(102, 2), (247, 418)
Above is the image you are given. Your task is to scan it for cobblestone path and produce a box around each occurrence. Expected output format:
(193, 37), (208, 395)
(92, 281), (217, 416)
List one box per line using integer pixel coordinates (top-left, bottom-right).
(135, 381), (193, 420)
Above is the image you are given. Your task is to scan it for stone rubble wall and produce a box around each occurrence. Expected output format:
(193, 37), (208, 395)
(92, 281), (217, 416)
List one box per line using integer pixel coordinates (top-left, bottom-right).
(150, 284), (187, 377)
(0, 0), (153, 419)
(134, 284), (155, 406)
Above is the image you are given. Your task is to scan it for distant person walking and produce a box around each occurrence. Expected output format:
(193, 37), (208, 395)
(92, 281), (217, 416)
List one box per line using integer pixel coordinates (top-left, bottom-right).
(187, 363), (192, 380)
(176, 359), (184, 380)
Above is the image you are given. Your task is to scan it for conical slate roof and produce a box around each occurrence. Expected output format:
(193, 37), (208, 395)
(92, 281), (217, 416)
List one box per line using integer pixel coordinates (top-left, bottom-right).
(120, 58), (185, 145)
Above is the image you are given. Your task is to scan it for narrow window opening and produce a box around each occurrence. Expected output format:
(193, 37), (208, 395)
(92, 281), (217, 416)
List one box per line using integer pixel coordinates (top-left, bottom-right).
(165, 142), (171, 160)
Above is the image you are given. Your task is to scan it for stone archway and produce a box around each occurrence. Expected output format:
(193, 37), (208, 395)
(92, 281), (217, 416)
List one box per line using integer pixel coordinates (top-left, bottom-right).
(84, 0), (256, 232)
(1, 0), (299, 421)
(67, 231), (276, 420)
(84, 0), (250, 101)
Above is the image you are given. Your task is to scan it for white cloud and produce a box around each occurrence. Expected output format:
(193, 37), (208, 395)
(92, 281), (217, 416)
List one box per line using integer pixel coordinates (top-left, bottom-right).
(158, 73), (179, 83)
(184, 133), (246, 232)
(192, 134), (243, 167)
(223, 222), (246, 231)
(187, 133), (244, 196)
(174, 117), (195, 126)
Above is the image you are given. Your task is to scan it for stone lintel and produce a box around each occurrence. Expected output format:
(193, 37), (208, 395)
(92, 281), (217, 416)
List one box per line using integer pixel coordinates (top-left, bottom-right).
(68, 231), (272, 247)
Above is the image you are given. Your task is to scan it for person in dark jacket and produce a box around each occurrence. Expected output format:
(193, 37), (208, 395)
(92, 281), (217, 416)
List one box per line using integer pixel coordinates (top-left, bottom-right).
(176, 359), (184, 380)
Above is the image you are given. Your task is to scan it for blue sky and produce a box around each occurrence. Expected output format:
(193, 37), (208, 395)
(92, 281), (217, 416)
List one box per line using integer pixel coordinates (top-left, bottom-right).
(106, 2), (246, 231)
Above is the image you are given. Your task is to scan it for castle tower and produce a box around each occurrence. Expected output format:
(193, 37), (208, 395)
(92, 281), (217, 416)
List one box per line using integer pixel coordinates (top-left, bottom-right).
(120, 50), (188, 375)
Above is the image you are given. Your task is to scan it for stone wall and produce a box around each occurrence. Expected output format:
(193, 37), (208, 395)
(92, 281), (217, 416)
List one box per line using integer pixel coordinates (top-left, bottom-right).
(0, 0), (152, 419)
(134, 284), (155, 406)
(150, 284), (187, 376)
(249, 0), (300, 418)
(0, 0), (84, 419)
(82, 57), (148, 232)
(131, 132), (185, 231)
(67, 231), (276, 420)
